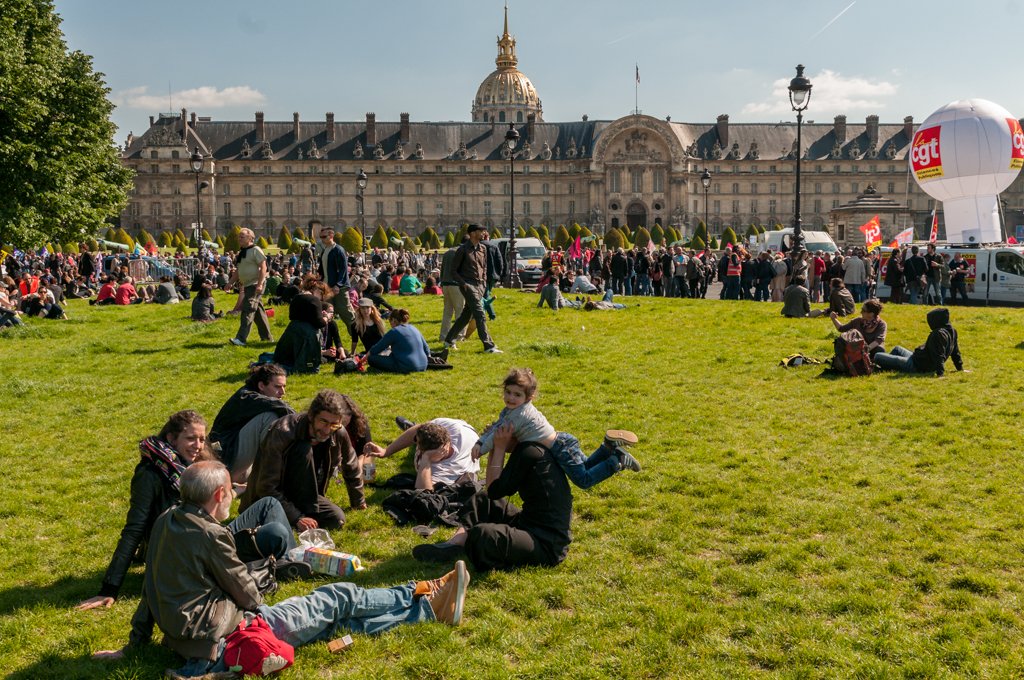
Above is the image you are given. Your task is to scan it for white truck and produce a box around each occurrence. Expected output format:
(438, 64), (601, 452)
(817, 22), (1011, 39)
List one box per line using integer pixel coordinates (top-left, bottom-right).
(491, 237), (546, 285)
(764, 228), (839, 255)
(874, 243), (1024, 306)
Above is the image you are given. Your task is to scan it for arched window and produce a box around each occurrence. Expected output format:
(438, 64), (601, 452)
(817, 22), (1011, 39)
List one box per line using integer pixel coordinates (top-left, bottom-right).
(499, 111), (506, 123)
(483, 113), (489, 122)
(516, 111), (523, 123)
(611, 217), (620, 230)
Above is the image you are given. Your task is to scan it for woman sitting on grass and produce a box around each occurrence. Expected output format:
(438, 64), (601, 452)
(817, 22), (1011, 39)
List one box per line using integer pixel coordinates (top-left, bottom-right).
(367, 307), (431, 374)
(23, 286), (67, 319)
(191, 284), (223, 322)
(272, 277), (330, 374)
(0, 282), (23, 328)
(830, 299), (887, 357)
(350, 298), (388, 356)
(423, 276), (442, 296)
(399, 268), (424, 296)
(75, 410), (209, 610)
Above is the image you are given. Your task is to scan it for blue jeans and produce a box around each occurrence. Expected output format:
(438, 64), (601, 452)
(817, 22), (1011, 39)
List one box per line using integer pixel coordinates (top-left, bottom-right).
(874, 345), (915, 373)
(483, 282), (496, 321)
(228, 496), (297, 561)
(548, 432), (620, 490)
(725, 276), (740, 300)
(940, 286), (949, 305)
(949, 280), (968, 305)
(623, 276), (633, 296)
(259, 581), (434, 647)
(851, 284), (866, 303)
(754, 281), (771, 302)
(925, 279), (942, 304)
(600, 290), (627, 309)
(637, 274), (650, 296)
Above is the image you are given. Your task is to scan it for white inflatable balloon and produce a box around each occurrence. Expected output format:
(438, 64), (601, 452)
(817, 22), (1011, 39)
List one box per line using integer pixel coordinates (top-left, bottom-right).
(910, 99), (1023, 244)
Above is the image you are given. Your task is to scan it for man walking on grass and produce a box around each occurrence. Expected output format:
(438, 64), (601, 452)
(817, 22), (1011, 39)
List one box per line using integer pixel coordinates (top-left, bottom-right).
(314, 220), (356, 334)
(444, 223), (502, 354)
(229, 228), (272, 347)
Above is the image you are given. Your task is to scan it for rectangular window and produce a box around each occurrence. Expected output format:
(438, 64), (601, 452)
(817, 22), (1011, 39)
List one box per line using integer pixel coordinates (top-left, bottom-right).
(130, 203), (140, 216)
(335, 184), (343, 195)
(310, 184), (318, 195)
(543, 201), (550, 215)
(416, 201), (424, 216)
(171, 164), (180, 174)
(732, 200), (739, 213)
(542, 183), (550, 195)
(172, 201), (182, 216)
(243, 166), (251, 174)
(459, 201), (467, 216)
(609, 171), (620, 193)
(459, 184), (467, 195)
(376, 202), (384, 216)
(816, 165), (822, 173)
(459, 166), (467, 175)
(222, 166), (230, 174)
(285, 184), (292, 196)
(750, 183), (758, 194)
(568, 183), (575, 194)
(503, 183), (510, 195)
(832, 199), (840, 209)
(543, 165), (550, 174)
(436, 202), (444, 215)
(503, 201), (510, 215)
(870, 165), (877, 173)
(244, 202), (253, 217)
(889, 165), (896, 173)
(631, 171), (643, 193)
(568, 200), (575, 214)
(244, 184), (252, 196)
(396, 201), (404, 216)
(286, 202), (293, 216)
(732, 183), (739, 194)
(435, 183), (443, 195)
(151, 204), (161, 216)
(484, 201), (492, 215)
(223, 202), (231, 217)
(769, 183), (776, 194)
(376, 183), (383, 195)
(927, 199), (935, 210)
(852, 165), (859, 173)
(832, 182), (840, 194)
(851, 183), (859, 194)
(223, 184), (230, 196)
(284, 166), (291, 174)
(769, 199), (776, 214)
(834, 165), (841, 174)
(523, 166), (530, 174)
(396, 184), (404, 195)
(813, 199), (821, 213)
(693, 199), (698, 213)
(887, 182), (895, 193)
(334, 202), (342, 216)
(713, 200), (720, 214)
(814, 183), (822, 194)
(713, 183), (720, 194)
(484, 184), (491, 195)
(523, 200), (531, 215)
(151, 184), (159, 195)
(395, 166), (402, 175)
(150, 164), (158, 174)
(310, 201), (318, 216)
(523, 184), (531, 195)
(769, 165), (776, 173)
(435, 165), (443, 174)
(714, 165), (721, 174)
(750, 200), (757, 213)
(416, 184), (423, 195)
(838, 224), (846, 240)
(264, 185), (272, 195)
(266, 202), (273, 216)
(653, 171), (664, 193)
(264, 166), (271, 174)
(483, 166), (491, 174)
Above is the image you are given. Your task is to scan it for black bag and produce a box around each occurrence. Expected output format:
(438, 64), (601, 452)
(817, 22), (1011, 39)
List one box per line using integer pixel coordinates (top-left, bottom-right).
(334, 358), (359, 374)
(245, 555), (279, 596)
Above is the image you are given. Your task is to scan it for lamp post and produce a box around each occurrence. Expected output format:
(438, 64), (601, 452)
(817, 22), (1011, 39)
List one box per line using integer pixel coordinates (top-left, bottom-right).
(788, 64), (813, 263)
(356, 168), (368, 254)
(504, 123), (522, 289)
(189, 147), (210, 263)
(701, 168), (711, 250)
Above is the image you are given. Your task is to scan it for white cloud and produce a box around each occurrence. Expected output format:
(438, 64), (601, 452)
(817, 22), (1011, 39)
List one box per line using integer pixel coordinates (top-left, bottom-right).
(742, 70), (898, 116)
(112, 85), (266, 110)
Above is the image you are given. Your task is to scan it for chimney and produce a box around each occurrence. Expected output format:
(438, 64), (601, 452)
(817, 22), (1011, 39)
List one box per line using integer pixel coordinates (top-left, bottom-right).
(717, 114), (729, 148)
(326, 113), (335, 142)
(582, 114), (588, 122)
(400, 113), (410, 143)
(293, 112), (300, 141)
(190, 112), (197, 127)
(833, 115), (847, 143)
(149, 115), (155, 126)
(904, 116), (914, 139)
(866, 115), (879, 145)
(366, 113), (376, 146)
(255, 111), (265, 141)
(527, 113), (536, 141)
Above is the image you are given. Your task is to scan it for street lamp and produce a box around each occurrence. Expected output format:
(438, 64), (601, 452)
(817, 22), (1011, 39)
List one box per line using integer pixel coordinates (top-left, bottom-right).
(504, 123), (522, 289)
(189, 147), (210, 263)
(788, 64), (812, 262)
(701, 168), (712, 250)
(356, 168), (368, 254)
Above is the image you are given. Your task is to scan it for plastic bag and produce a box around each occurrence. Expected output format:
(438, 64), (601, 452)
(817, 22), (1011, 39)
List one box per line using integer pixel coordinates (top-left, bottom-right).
(285, 528), (335, 562)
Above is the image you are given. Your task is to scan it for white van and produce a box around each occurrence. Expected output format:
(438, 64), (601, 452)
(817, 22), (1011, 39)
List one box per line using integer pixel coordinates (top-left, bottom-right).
(764, 228), (838, 255)
(491, 237), (547, 285)
(875, 243), (1024, 307)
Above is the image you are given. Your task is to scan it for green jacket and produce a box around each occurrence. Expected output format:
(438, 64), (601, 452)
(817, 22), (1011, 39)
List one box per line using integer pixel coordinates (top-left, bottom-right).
(128, 502), (262, 660)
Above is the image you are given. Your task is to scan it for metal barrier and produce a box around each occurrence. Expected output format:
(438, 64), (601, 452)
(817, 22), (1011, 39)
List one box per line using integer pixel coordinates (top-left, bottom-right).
(127, 257), (202, 282)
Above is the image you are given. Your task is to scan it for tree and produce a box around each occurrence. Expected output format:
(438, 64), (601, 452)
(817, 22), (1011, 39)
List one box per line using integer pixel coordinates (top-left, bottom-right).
(429, 230), (442, 250)
(202, 229), (212, 241)
(292, 226), (305, 240)
(693, 221), (708, 245)
(579, 226), (593, 238)
(443, 231), (455, 248)
(402, 236), (417, 252)
(455, 224), (469, 243)
(537, 224), (549, 238)
(540, 234), (552, 249)
(224, 225), (242, 252)
(567, 223), (581, 240)
(421, 226), (438, 248)
(773, 223), (784, 231)
(340, 227), (362, 253)
(387, 227), (401, 242)
(104, 228), (117, 242)
(604, 228), (624, 250)
(277, 226), (293, 250)
(633, 226), (650, 250)
(287, 241), (301, 254)
(721, 227), (739, 248)
(517, 225), (527, 238)
(490, 228), (501, 240)
(369, 225), (388, 249)
(136, 229), (153, 246)
(745, 224), (759, 239)
(217, 235), (226, 248)
(175, 242), (187, 254)
(691, 235), (706, 250)
(257, 236), (269, 249)
(0, 1), (133, 248)
(526, 226), (540, 239)
(709, 236), (719, 250)
(189, 233), (198, 248)
(114, 227), (135, 251)
(174, 227), (188, 244)
(552, 224), (571, 249)
(86, 237), (98, 252)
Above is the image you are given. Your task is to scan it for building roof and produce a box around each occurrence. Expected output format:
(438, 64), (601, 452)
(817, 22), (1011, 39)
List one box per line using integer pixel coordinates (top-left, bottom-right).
(831, 185), (908, 213)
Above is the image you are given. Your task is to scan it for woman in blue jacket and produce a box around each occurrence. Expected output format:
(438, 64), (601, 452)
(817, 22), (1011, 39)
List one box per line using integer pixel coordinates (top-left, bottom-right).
(367, 308), (431, 374)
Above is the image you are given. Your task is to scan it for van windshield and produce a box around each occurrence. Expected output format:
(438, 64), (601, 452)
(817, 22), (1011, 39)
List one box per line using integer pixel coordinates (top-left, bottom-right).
(517, 247), (545, 259)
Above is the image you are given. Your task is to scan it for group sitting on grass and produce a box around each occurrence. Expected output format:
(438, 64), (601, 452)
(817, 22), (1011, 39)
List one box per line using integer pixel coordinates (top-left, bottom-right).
(80, 365), (644, 678)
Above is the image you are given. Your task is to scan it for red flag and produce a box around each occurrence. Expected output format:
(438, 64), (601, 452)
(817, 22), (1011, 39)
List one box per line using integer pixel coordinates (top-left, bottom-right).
(888, 239), (899, 248)
(569, 236), (582, 259)
(1009, 236), (1019, 244)
(929, 210), (938, 242)
(858, 215), (882, 251)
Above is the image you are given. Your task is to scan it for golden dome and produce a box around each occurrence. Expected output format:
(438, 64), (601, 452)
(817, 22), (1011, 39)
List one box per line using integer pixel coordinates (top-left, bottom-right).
(471, 7), (543, 122)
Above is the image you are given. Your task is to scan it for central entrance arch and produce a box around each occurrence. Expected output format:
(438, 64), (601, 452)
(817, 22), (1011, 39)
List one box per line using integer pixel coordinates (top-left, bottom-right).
(626, 202), (647, 230)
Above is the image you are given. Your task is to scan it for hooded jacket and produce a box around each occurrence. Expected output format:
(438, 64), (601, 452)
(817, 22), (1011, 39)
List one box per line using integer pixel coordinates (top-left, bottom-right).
(912, 308), (963, 376)
(209, 387), (295, 470)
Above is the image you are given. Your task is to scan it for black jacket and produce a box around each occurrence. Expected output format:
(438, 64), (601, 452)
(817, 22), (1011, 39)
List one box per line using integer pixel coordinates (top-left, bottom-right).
(610, 253), (628, 278)
(289, 293), (327, 329)
(209, 387), (294, 470)
(912, 308), (963, 376)
(754, 257), (775, 282)
(484, 241), (505, 283)
(98, 461), (179, 599)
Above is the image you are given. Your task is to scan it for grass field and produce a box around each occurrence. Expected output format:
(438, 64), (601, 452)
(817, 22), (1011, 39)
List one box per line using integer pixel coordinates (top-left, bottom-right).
(1, 290), (1023, 679)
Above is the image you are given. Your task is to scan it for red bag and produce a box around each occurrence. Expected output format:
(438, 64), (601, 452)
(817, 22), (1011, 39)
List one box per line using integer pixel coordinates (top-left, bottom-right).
(223, 616), (293, 677)
(833, 329), (872, 377)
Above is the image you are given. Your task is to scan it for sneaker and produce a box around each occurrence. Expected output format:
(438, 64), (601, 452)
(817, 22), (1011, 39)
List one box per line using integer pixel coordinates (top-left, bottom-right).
(395, 416), (416, 432)
(426, 560), (469, 625)
(413, 541), (465, 563)
(485, 347), (504, 354)
(229, 338), (246, 346)
(274, 559), (313, 582)
(616, 446), (642, 472)
(443, 341), (458, 350)
(604, 429), (639, 448)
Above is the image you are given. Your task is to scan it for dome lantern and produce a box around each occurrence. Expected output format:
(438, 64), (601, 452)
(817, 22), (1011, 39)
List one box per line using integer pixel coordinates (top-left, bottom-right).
(472, 7), (543, 123)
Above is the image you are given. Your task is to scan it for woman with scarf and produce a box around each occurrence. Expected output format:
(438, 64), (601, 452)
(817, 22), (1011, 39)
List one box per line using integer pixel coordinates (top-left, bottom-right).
(829, 298), (887, 358)
(75, 411), (209, 610)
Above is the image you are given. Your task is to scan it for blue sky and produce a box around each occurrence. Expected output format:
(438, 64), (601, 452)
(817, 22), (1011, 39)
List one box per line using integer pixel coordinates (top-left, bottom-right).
(55, 0), (1024, 141)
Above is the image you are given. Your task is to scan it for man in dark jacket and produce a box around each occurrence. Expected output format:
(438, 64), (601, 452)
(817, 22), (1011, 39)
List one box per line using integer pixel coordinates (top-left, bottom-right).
(481, 234), (504, 320)
(753, 251), (774, 302)
(444, 224), (501, 353)
(904, 246), (928, 305)
(314, 221), (355, 333)
(610, 248), (628, 295)
(209, 363), (295, 486)
(873, 308), (965, 376)
(239, 390), (365, 529)
(92, 461), (469, 676)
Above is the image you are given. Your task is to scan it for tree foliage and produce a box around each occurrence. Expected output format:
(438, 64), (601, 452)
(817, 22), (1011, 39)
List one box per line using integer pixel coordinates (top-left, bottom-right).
(693, 222), (708, 245)
(721, 227), (739, 247)
(277, 226), (293, 250)
(224, 225), (242, 252)
(257, 236), (269, 249)
(635, 227), (652, 250)
(552, 225), (571, 250)
(340, 227), (363, 253)
(369, 225), (388, 249)
(710, 236), (719, 250)
(0, 0), (133, 248)
(603, 228), (624, 250)
(136, 229), (153, 246)
(443, 231), (455, 248)
(650, 223), (665, 245)
(691, 235), (706, 250)
(745, 224), (760, 238)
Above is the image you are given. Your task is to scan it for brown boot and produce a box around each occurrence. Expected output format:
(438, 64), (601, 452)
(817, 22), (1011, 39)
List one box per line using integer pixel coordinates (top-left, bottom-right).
(426, 560), (469, 625)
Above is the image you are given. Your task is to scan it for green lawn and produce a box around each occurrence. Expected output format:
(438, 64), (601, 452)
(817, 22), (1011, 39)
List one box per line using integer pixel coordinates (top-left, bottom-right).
(1, 291), (1023, 679)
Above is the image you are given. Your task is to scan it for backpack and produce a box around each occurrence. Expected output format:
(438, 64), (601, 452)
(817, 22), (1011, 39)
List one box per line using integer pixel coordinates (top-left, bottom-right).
(832, 329), (872, 376)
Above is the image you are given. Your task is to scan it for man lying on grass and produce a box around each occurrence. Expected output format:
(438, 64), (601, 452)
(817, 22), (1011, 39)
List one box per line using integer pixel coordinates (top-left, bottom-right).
(91, 461), (470, 678)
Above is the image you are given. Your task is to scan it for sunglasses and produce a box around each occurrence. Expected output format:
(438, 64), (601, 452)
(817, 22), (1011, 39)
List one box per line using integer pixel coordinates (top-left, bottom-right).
(314, 416), (344, 432)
